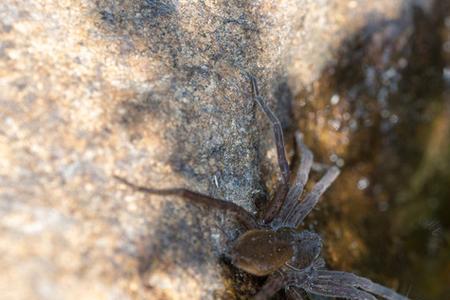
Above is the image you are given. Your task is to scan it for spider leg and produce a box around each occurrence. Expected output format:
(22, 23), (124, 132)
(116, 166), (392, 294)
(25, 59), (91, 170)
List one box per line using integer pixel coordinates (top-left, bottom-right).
(304, 282), (378, 300)
(249, 74), (290, 185)
(315, 270), (410, 300)
(282, 261), (326, 299)
(114, 175), (258, 229)
(278, 132), (314, 223)
(283, 166), (340, 228)
(248, 74), (290, 222)
(253, 272), (286, 300)
(285, 286), (307, 300)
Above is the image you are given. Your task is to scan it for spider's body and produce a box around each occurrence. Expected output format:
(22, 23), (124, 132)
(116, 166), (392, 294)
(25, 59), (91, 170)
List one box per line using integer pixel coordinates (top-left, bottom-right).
(115, 75), (410, 300)
(230, 228), (300, 276)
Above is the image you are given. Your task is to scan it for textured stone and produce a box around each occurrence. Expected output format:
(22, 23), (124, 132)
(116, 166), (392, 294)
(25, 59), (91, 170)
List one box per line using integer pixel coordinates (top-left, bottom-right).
(1, 0), (447, 299)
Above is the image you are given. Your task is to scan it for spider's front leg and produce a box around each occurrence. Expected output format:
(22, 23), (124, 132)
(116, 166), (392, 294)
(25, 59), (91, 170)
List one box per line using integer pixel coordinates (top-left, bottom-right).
(311, 270), (410, 300)
(284, 261), (379, 300)
(304, 282), (378, 300)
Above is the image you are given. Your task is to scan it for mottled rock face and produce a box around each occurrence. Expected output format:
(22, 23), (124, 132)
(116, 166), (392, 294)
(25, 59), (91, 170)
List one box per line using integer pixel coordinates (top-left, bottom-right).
(1, 0), (448, 299)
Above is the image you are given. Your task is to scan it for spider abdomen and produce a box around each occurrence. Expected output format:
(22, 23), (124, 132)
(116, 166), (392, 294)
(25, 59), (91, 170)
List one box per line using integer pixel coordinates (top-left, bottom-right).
(229, 228), (297, 276)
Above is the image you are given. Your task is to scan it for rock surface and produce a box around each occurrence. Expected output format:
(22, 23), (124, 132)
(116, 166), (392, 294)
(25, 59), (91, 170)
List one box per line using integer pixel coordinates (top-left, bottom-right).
(1, 0), (448, 299)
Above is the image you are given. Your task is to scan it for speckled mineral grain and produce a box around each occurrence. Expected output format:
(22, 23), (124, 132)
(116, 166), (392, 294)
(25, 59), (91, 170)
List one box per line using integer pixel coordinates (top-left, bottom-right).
(0, 0), (435, 299)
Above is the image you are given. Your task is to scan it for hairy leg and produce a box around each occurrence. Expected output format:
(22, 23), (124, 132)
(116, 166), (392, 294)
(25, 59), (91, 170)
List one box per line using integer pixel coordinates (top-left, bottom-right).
(249, 74), (290, 184)
(114, 176), (258, 229)
(253, 272), (285, 300)
(278, 132), (314, 223)
(305, 283), (378, 300)
(315, 270), (410, 300)
(283, 166), (340, 228)
(248, 74), (290, 222)
(285, 287), (306, 300)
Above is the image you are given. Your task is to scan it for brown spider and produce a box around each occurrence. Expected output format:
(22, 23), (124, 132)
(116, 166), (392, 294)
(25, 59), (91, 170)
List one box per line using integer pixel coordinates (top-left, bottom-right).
(115, 75), (410, 300)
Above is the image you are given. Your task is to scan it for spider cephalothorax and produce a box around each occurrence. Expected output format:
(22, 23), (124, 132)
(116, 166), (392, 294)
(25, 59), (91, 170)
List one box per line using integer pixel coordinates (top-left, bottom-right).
(115, 75), (410, 300)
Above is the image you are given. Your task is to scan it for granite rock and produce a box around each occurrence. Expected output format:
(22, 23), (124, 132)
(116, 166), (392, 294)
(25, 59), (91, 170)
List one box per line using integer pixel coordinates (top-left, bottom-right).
(1, 0), (442, 299)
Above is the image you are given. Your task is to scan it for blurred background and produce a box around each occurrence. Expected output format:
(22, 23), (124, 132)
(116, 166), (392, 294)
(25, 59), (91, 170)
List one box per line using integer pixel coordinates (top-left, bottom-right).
(292, 2), (450, 299)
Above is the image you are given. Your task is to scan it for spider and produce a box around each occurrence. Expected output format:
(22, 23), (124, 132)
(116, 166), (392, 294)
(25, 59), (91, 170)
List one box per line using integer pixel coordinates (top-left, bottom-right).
(114, 75), (410, 300)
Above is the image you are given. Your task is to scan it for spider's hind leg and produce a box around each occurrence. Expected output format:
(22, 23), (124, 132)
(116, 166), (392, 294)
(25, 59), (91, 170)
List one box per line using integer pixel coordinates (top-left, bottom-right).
(253, 272), (285, 300)
(249, 74), (290, 185)
(277, 132), (314, 223)
(283, 165), (340, 228)
(114, 175), (258, 229)
(285, 286), (307, 300)
(248, 74), (290, 222)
